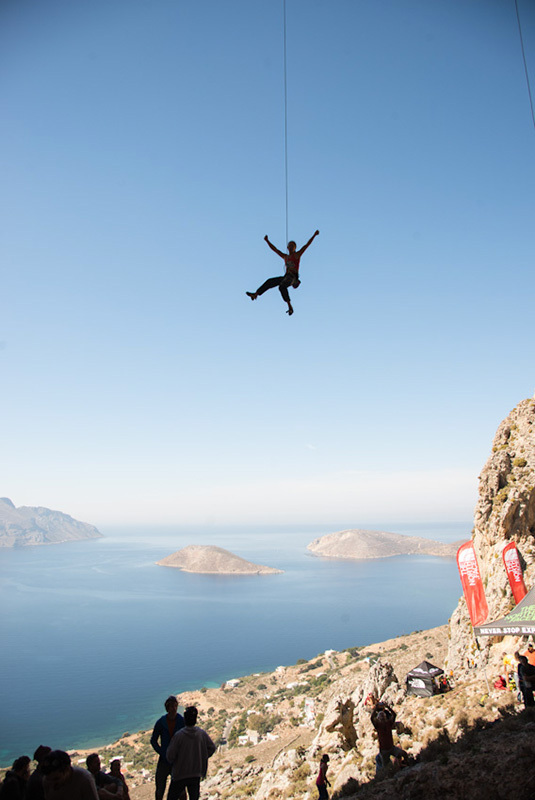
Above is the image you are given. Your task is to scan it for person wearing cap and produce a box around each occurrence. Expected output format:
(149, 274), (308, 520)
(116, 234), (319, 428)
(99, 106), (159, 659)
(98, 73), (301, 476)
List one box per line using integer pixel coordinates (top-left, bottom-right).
(150, 696), (185, 800)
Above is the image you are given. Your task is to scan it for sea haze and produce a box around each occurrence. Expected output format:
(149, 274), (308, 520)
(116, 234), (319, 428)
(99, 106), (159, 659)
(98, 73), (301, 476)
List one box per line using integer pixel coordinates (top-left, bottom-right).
(0, 522), (467, 765)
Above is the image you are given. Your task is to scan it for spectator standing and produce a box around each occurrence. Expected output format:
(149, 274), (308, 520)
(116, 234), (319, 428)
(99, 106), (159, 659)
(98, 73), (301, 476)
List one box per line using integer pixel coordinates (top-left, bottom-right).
(166, 706), (216, 800)
(41, 751), (98, 800)
(370, 702), (407, 774)
(315, 754), (331, 800)
(151, 696), (185, 800)
(515, 652), (535, 707)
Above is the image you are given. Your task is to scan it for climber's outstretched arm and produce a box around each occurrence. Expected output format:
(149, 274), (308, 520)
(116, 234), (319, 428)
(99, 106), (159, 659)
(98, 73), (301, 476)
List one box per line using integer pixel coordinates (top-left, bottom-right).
(297, 230), (319, 256)
(264, 235), (285, 258)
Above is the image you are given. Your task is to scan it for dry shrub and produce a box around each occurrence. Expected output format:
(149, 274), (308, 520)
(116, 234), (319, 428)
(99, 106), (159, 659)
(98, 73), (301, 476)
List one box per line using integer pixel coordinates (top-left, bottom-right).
(398, 734), (413, 750)
(420, 726), (441, 748)
(453, 710), (469, 731)
(361, 759), (376, 781)
(293, 762), (311, 781)
(332, 777), (360, 798)
(418, 729), (451, 763)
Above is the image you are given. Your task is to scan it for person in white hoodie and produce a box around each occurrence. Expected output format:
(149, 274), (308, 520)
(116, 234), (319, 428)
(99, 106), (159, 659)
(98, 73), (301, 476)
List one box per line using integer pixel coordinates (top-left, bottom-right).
(166, 706), (216, 800)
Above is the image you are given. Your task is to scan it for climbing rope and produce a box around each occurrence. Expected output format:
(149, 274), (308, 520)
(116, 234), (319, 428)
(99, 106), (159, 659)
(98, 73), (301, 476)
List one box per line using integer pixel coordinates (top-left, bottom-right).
(514, 0), (535, 134)
(283, 0), (289, 244)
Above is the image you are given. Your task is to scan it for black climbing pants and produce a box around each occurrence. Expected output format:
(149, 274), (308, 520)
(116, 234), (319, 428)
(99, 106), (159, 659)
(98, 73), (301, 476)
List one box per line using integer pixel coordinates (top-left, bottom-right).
(256, 273), (295, 304)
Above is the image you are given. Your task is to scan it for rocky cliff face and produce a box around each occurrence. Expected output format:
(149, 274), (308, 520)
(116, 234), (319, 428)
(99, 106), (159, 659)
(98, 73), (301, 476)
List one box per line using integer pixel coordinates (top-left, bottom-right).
(448, 396), (535, 670)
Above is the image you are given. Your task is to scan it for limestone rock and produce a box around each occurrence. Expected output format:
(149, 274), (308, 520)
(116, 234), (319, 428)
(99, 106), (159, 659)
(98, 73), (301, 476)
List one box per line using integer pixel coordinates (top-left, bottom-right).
(312, 659), (403, 755)
(447, 396), (535, 672)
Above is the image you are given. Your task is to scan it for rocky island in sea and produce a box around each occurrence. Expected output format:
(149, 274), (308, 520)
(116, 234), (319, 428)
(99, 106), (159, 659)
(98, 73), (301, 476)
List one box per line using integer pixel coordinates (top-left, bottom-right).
(156, 544), (283, 574)
(307, 528), (461, 560)
(0, 497), (102, 547)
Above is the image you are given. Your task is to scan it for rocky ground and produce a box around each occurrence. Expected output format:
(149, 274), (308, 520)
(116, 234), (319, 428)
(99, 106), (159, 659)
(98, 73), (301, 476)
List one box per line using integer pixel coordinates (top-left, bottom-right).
(58, 622), (535, 800)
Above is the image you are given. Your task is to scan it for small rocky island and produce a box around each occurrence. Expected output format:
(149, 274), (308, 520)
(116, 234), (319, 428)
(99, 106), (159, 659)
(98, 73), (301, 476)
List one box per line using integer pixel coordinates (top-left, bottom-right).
(0, 497), (102, 547)
(157, 545), (283, 574)
(307, 528), (461, 560)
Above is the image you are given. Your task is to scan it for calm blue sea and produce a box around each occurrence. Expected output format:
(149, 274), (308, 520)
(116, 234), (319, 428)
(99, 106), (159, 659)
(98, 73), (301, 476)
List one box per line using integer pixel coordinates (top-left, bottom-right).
(0, 522), (468, 766)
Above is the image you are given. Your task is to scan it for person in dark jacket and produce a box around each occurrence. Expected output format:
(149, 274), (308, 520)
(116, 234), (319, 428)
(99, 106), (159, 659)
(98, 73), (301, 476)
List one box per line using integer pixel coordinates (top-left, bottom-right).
(27, 746), (51, 800)
(41, 750), (98, 800)
(0, 756), (31, 800)
(107, 762), (129, 800)
(515, 652), (535, 707)
(86, 755), (122, 798)
(150, 696), (185, 800)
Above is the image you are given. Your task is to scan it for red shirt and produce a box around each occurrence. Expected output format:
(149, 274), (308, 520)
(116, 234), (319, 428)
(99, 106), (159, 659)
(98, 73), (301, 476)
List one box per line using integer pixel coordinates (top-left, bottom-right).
(284, 253), (301, 274)
(316, 762), (328, 786)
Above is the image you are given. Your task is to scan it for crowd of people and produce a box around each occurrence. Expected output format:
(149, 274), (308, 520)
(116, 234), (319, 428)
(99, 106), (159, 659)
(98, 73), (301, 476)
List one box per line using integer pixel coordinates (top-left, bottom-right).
(0, 747), (130, 800)
(0, 702), (215, 800)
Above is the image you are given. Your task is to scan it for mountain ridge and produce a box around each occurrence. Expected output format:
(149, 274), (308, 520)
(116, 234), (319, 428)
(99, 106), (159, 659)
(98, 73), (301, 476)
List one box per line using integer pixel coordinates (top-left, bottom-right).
(0, 498), (102, 547)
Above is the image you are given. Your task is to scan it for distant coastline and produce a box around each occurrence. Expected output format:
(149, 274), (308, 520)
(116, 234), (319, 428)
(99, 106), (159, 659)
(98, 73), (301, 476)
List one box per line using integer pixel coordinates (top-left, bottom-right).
(308, 528), (462, 560)
(0, 497), (102, 548)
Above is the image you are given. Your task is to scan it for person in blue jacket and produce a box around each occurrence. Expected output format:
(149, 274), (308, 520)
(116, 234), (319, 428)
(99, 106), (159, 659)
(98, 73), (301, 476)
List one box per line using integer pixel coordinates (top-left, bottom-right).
(150, 696), (185, 800)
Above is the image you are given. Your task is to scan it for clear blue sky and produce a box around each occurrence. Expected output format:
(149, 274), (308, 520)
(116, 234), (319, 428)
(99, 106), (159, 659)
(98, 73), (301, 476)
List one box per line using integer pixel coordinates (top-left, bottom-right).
(1, 0), (534, 526)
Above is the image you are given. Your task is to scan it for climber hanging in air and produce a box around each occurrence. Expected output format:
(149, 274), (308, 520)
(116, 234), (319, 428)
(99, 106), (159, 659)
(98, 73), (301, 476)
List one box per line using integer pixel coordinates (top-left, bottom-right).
(246, 230), (320, 316)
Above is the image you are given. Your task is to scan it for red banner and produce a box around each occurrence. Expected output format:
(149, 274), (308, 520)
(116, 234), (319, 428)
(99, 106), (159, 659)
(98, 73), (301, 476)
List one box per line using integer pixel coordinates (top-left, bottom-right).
(502, 541), (527, 605)
(456, 541), (489, 627)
